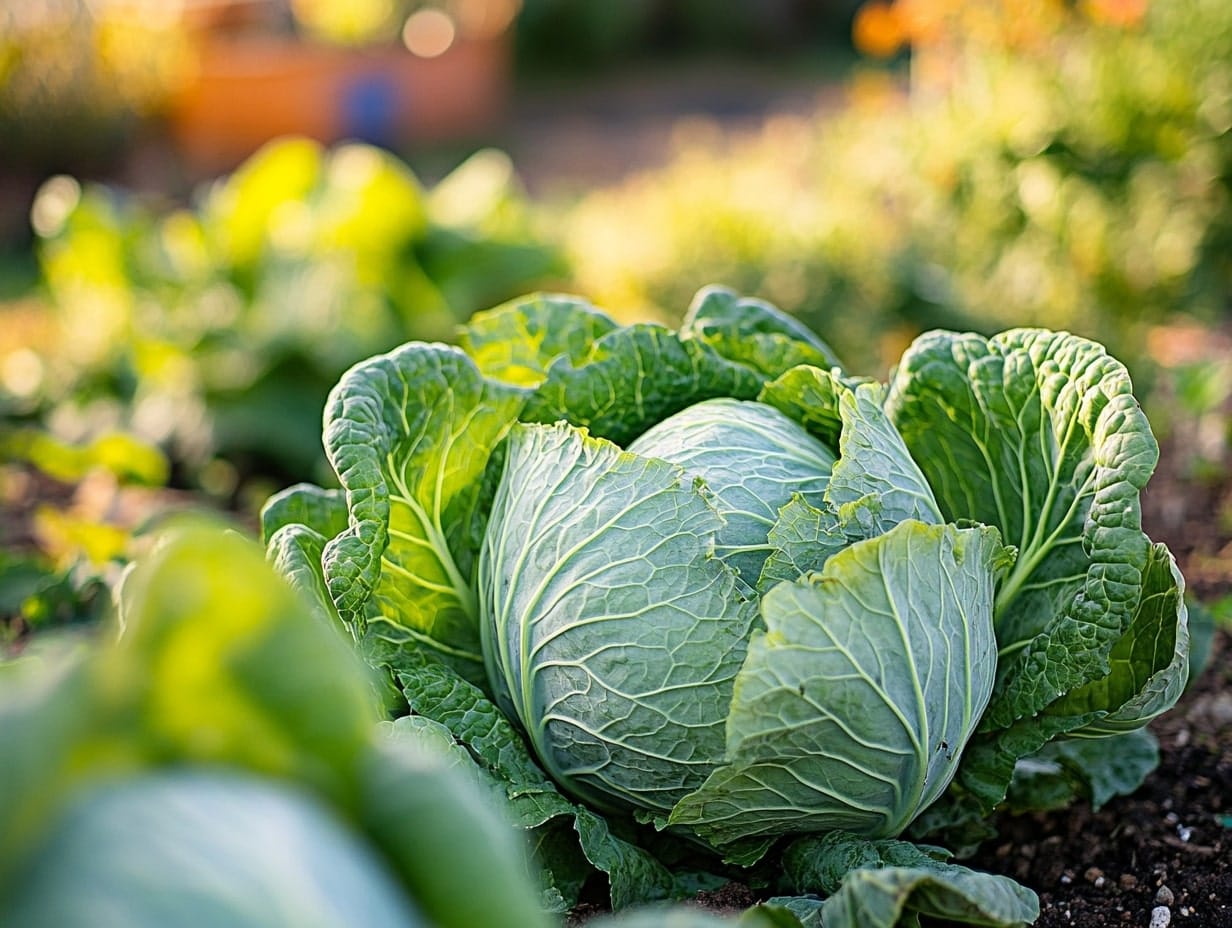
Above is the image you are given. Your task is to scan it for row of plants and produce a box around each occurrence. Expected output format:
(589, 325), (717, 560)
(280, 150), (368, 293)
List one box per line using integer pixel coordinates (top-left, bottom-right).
(12, 137), (562, 488)
(0, 137), (563, 648)
(563, 0), (1232, 376)
(7, 0), (1228, 507)
(2, 285), (1198, 925)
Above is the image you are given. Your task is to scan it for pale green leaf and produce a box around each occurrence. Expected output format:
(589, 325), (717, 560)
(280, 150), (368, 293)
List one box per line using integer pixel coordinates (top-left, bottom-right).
(628, 398), (836, 585)
(482, 422), (758, 816)
(671, 522), (1005, 848)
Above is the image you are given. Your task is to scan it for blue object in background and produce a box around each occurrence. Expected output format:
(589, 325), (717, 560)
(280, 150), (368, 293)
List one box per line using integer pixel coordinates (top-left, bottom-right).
(342, 75), (402, 147)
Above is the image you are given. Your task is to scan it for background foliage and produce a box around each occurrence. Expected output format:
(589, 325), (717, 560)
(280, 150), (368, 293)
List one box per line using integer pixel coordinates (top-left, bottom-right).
(564, 0), (1232, 375)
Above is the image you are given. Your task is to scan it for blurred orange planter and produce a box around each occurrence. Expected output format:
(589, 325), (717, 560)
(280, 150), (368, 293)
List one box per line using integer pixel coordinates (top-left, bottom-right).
(169, 33), (510, 174)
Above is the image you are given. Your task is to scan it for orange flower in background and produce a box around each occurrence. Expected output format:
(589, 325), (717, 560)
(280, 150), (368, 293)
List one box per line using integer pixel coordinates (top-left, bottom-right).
(853, 1), (907, 58)
(1085, 0), (1149, 27)
(895, 0), (953, 46)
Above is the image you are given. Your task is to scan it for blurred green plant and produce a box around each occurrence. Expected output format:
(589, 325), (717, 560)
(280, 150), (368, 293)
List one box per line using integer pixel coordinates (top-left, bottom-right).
(22, 138), (563, 490)
(563, 0), (1232, 376)
(0, 521), (552, 928)
(0, 426), (173, 643)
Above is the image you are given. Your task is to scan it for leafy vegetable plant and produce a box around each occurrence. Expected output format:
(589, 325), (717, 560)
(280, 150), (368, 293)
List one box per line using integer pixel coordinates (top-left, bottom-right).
(264, 286), (1189, 926)
(0, 522), (550, 928)
(27, 138), (563, 484)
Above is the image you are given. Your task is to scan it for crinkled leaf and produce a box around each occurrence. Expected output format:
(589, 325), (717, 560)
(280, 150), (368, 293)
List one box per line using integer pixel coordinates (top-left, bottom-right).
(574, 807), (679, 910)
(759, 376), (943, 591)
(1006, 728), (1159, 813)
(482, 422), (758, 817)
(266, 523), (344, 633)
(759, 496), (850, 591)
(458, 292), (619, 387)
(759, 364), (873, 449)
(782, 833), (1038, 928)
(393, 648), (682, 911)
(1049, 543), (1189, 736)
(671, 522), (1006, 849)
(322, 343), (527, 679)
(379, 715), (477, 772)
(679, 285), (842, 380)
(522, 324), (765, 446)
(526, 818), (594, 911)
(395, 649), (574, 829)
(884, 329), (1159, 731)
(260, 483), (347, 545)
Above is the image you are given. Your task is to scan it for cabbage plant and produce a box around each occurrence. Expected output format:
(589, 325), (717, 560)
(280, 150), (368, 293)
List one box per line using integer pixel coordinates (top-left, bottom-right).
(263, 286), (1188, 927)
(0, 524), (551, 928)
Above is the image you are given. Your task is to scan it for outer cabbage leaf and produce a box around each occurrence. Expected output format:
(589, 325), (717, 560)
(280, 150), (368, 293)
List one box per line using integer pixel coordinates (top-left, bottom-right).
(758, 363), (875, 449)
(781, 832), (1038, 928)
(393, 648), (694, 911)
(627, 398), (836, 584)
(678, 285), (843, 380)
(3, 773), (424, 928)
(670, 521), (1007, 848)
(321, 343), (527, 679)
(458, 292), (620, 387)
(884, 330), (1187, 838)
(266, 523), (344, 633)
(260, 483), (347, 545)
(883, 329), (1160, 729)
(1048, 543), (1189, 736)
(758, 497), (851, 593)
(522, 323), (765, 447)
(1005, 728), (1160, 814)
(481, 421), (759, 817)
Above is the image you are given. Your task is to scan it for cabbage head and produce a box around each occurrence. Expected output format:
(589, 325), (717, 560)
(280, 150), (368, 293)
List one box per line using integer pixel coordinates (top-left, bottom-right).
(263, 286), (1187, 922)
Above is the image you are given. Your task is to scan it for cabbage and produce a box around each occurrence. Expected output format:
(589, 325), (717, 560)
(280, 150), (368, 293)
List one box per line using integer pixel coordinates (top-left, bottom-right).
(262, 285), (1187, 926)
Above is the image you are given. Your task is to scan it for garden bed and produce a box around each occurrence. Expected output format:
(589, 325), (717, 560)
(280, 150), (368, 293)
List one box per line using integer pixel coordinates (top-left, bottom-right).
(2, 332), (1229, 928)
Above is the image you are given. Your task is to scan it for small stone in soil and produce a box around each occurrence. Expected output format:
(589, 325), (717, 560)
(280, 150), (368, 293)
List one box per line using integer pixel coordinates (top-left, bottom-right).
(1150, 905), (1173, 928)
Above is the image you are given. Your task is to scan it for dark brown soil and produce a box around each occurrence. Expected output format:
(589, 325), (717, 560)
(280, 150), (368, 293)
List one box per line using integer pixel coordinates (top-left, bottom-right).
(978, 630), (1232, 928)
